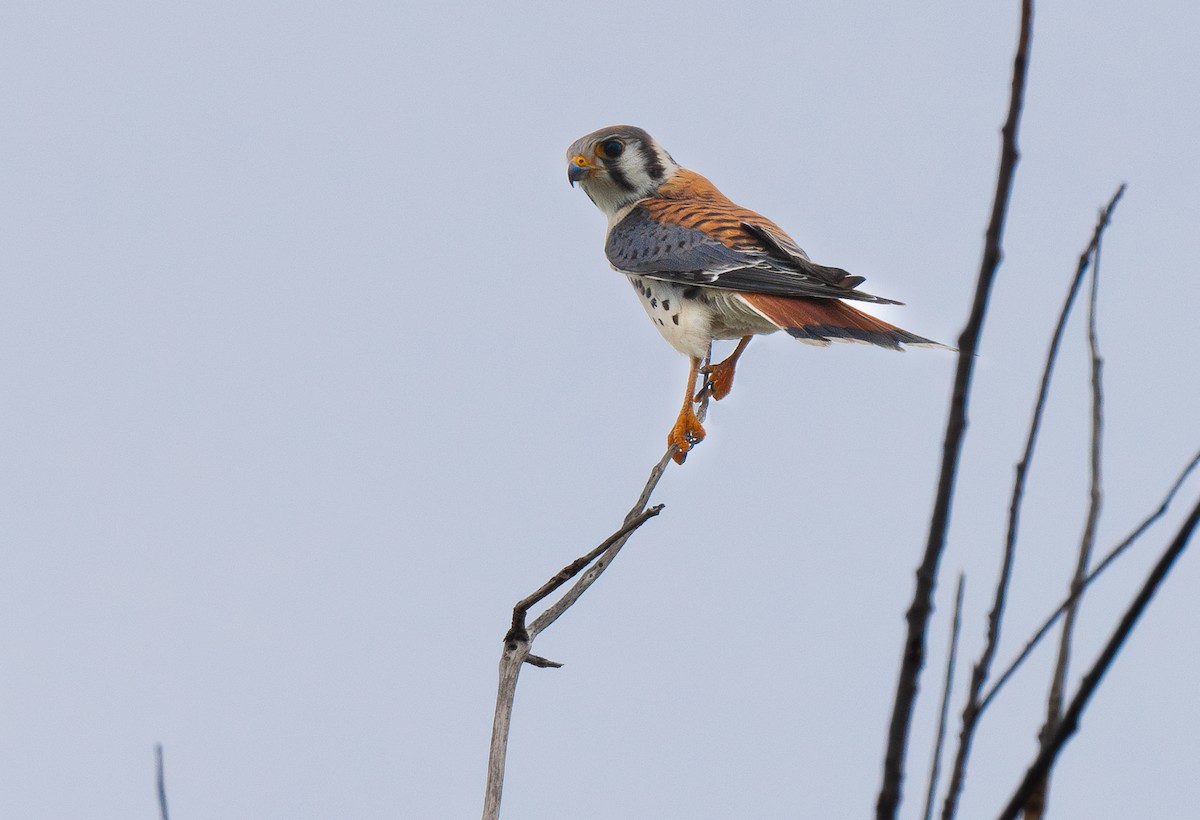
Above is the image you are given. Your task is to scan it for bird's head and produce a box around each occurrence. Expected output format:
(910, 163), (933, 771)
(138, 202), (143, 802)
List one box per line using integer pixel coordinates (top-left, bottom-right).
(566, 125), (680, 217)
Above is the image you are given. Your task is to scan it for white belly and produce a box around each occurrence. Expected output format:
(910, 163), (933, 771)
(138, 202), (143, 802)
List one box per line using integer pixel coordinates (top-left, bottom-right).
(626, 276), (714, 359)
(626, 275), (779, 359)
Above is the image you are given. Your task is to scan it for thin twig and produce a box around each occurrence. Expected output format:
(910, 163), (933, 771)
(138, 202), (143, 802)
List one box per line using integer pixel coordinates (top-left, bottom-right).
(529, 349), (712, 640)
(979, 447), (1200, 711)
(482, 348), (713, 820)
(938, 184), (1124, 820)
(1023, 194), (1109, 820)
(526, 503), (665, 641)
(1084, 450), (1200, 598)
(524, 654), (563, 669)
(506, 505), (666, 650)
(876, 4), (1034, 817)
(155, 744), (169, 820)
(922, 574), (965, 820)
(996, 494), (1200, 820)
(483, 497), (664, 820)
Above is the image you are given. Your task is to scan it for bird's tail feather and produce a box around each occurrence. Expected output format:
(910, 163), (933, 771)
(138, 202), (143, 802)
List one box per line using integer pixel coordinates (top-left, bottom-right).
(739, 292), (949, 351)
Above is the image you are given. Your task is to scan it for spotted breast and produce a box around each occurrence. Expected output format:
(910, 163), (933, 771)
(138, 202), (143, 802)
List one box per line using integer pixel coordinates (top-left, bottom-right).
(625, 275), (776, 360)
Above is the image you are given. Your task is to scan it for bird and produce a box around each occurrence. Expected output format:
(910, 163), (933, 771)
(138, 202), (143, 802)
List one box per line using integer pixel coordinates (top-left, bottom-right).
(566, 125), (945, 464)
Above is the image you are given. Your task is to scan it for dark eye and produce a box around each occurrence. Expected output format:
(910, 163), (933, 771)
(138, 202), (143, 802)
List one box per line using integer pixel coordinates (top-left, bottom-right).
(597, 139), (625, 159)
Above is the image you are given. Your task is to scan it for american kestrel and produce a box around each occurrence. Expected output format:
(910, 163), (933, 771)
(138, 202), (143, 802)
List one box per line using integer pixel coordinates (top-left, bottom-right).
(567, 125), (944, 463)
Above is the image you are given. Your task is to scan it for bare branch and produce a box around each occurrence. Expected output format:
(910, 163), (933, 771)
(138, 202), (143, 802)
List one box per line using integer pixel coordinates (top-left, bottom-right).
(482, 348), (714, 820)
(1023, 192), (1110, 820)
(483, 489), (666, 820)
(524, 655), (563, 669)
(979, 447), (1200, 711)
(996, 494), (1200, 820)
(526, 349), (712, 643)
(938, 184), (1124, 820)
(1085, 450), (1200, 594)
(526, 503), (665, 640)
(155, 744), (169, 820)
(484, 641), (528, 820)
(506, 504), (666, 649)
(922, 574), (965, 820)
(876, 3), (1034, 817)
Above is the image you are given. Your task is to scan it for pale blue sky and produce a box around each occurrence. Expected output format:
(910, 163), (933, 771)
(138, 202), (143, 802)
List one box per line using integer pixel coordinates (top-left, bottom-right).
(3, 2), (1198, 818)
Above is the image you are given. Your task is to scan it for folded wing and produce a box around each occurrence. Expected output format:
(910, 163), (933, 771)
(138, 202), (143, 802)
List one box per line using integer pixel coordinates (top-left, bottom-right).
(605, 198), (899, 305)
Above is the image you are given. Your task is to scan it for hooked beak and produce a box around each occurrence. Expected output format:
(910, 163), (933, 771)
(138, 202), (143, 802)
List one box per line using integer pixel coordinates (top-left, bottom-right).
(567, 154), (596, 187)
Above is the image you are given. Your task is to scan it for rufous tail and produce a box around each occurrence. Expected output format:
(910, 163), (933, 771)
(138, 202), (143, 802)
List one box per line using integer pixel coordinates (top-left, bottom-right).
(740, 292), (948, 350)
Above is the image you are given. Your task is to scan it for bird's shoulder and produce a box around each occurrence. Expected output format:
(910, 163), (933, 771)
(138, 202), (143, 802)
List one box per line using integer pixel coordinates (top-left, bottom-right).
(629, 169), (805, 257)
(604, 168), (883, 300)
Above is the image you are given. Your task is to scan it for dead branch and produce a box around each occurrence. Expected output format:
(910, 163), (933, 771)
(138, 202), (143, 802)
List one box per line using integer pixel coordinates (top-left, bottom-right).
(482, 350), (712, 820)
(483, 488), (665, 820)
(980, 447), (1200, 712)
(922, 574), (965, 820)
(876, 2), (1034, 817)
(506, 504), (666, 652)
(996, 494), (1200, 820)
(1023, 191), (1110, 819)
(937, 184), (1124, 820)
(156, 744), (169, 820)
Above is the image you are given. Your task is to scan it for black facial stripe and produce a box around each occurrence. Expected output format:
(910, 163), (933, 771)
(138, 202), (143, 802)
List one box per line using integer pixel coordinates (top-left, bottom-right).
(643, 145), (665, 181)
(607, 164), (637, 193)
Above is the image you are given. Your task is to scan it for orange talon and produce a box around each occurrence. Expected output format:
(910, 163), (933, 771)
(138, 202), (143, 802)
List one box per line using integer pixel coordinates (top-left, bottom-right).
(695, 336), (752, 402)
(703, 358), (737, 401)
(668, 403), (706, 464)
(670, 356), (708, 464)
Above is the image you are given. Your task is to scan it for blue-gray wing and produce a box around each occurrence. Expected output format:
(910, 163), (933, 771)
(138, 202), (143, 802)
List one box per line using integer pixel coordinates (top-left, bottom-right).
(604, 206), (898, 304)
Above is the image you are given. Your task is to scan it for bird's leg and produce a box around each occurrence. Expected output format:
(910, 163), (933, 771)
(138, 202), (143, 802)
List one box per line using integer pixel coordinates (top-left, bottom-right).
(696, 336), (752, 402)
(668, 356), (707, 464)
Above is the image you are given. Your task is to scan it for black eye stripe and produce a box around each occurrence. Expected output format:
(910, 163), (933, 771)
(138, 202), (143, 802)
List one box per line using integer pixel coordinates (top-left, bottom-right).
(607, 164), (637, 193)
